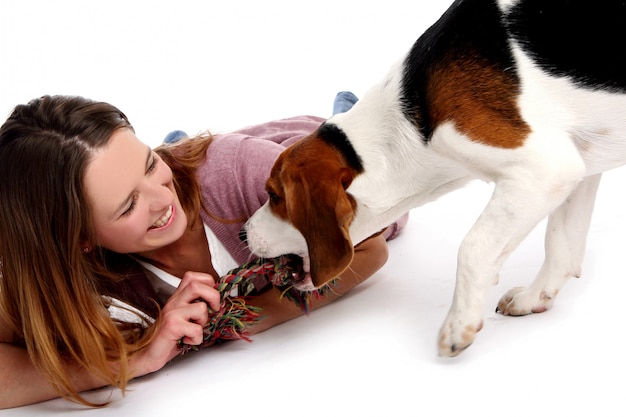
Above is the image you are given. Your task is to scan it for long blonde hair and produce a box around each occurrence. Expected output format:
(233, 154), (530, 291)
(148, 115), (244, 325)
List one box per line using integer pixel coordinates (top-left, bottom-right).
(0, 96), (160, 406)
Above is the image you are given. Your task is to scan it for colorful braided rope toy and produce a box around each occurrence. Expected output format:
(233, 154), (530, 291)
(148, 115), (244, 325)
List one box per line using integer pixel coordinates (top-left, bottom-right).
(178, 254), (334, 353)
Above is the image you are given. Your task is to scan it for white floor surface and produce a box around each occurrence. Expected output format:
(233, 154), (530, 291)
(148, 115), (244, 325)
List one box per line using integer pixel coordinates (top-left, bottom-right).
(1, 1), (625, 416)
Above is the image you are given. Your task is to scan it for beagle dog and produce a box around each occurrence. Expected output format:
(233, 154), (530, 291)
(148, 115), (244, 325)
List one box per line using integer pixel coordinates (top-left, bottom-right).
(243, 0), (626, 356)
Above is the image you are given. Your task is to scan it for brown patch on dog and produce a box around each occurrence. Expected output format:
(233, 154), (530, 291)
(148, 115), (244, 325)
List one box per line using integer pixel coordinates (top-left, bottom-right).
(428, 53), (531, 148)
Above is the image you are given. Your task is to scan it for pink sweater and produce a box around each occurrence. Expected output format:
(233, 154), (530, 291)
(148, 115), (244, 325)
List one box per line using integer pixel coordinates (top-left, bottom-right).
(197, 115), (325, 264)
(196, 115), (408, 265)
(107, 116), (407, 318)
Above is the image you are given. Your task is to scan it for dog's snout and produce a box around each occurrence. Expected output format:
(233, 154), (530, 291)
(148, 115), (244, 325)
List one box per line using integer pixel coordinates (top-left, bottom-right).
(238, 227), (247, 242)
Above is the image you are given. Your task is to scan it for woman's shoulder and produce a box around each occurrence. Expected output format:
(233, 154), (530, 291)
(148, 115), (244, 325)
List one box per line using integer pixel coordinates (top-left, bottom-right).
(229, 115), (324, 134)
(217, 115), (324, 146)
(197, 115), (325, 217)
(203, 132), (281, 174)
(206, 120), (310, 171)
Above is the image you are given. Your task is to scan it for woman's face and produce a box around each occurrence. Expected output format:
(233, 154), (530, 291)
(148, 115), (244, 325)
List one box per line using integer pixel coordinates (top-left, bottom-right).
(83, 128), (188, 254)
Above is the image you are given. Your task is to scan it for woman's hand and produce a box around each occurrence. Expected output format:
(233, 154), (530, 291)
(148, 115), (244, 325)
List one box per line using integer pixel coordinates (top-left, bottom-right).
(131, 271), (221, 377)
(0, 272), (222, 408)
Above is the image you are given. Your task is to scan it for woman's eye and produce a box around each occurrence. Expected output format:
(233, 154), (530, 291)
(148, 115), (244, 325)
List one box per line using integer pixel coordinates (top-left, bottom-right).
(121, 196), (137, 217)
(146, 155), (157, 173)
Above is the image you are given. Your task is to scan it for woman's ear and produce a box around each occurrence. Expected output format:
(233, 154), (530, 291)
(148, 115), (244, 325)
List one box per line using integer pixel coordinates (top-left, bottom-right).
(80, 240), (93, 253)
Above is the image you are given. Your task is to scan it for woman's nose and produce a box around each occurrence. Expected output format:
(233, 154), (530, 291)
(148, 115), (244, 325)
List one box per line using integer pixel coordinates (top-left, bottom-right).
(146, 180), (174, 211)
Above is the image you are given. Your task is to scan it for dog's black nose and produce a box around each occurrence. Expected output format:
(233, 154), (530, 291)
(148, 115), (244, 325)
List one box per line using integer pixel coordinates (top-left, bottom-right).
(239, 227), (247, 242)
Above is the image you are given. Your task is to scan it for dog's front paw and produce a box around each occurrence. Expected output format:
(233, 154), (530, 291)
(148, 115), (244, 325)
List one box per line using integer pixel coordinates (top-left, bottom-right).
(496, 287), (555, 316)
(438, 314), (483, 357)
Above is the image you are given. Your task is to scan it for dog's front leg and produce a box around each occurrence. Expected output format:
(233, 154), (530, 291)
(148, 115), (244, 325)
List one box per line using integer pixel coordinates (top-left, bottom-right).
(437, 171), (583, 357)
(497, 174), (601, 315)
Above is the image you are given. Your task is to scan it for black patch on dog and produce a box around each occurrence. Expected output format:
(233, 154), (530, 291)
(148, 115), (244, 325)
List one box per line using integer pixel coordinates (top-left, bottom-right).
(505, 0), (626, 92)
(317, 123), (364, 173)
(400, 0), (518, 140)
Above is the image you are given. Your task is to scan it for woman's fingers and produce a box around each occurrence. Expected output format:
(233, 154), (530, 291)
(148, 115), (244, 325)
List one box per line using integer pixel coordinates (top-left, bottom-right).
(137, 302), (209, 371)
(160, 301), (209, 344)
(172, 304), (209, 345)
(135, 271), (224, 373)
(168, 271), (222, 312)
(159, 271), (223, 346)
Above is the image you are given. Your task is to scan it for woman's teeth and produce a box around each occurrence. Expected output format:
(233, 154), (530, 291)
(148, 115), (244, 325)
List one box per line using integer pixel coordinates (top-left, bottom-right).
(150, 205), (173, 229)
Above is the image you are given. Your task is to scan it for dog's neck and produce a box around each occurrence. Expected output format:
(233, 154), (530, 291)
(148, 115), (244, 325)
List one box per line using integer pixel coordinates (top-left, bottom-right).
(327, 65), (473, 244)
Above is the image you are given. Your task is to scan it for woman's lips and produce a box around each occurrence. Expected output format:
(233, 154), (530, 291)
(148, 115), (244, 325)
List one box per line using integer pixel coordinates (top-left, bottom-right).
(149, 204), (173, 230)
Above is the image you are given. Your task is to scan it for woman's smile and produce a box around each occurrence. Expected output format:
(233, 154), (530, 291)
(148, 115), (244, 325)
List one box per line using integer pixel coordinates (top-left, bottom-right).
(84, 128), (188, 254)
(149, 204), (174, 231)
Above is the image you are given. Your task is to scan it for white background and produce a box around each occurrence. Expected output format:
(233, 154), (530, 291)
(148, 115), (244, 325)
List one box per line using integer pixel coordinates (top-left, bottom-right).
(1, 1), (625, 416)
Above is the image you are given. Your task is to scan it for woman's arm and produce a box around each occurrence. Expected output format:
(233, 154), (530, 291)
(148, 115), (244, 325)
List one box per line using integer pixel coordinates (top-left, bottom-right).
(0, 342), (113, 409)
(0, 271), (221, 409)
(246, 233), (389, 334)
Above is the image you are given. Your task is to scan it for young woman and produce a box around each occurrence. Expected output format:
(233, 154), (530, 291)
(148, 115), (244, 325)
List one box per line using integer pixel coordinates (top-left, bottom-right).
(0, 94), (406, 409)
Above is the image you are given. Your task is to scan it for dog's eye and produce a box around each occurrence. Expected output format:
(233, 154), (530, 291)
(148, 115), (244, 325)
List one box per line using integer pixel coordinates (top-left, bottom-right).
(268, 191), (281, 206)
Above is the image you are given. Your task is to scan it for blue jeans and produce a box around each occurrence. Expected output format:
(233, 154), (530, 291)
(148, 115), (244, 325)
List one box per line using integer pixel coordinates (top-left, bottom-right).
(163, 129), (189, 145)
(332, 91), (358, 115)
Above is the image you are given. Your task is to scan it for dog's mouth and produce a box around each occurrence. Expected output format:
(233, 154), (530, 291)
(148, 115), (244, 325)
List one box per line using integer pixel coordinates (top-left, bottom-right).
(276, 254), (315, 291)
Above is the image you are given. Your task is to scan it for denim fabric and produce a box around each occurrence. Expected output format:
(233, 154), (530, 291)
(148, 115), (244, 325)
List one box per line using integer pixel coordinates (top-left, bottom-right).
(332, 91), (358, 115)
(163, 130), (188, 144)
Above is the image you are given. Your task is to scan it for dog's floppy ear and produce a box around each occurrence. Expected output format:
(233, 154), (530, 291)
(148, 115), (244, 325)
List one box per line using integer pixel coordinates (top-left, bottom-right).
(285, 167), (357, 288)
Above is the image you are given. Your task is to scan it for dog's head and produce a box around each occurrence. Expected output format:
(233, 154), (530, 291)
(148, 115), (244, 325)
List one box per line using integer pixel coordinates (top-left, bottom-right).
(244, 124), (363, 290)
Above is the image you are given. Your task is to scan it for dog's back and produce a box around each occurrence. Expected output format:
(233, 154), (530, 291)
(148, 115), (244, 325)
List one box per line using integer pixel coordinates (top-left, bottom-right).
(400, 0), (626, 151)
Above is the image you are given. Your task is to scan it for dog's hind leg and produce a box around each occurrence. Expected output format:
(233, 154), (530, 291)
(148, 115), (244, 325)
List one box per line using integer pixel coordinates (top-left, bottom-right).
(496, 173), (602, 316)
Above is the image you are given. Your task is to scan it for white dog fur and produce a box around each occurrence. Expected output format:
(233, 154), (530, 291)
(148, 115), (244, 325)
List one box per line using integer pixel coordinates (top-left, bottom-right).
(244, 0), (626, 356)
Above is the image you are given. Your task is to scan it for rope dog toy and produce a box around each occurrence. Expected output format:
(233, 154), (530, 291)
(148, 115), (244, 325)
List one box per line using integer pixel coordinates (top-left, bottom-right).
(178, 254), (334, 353)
